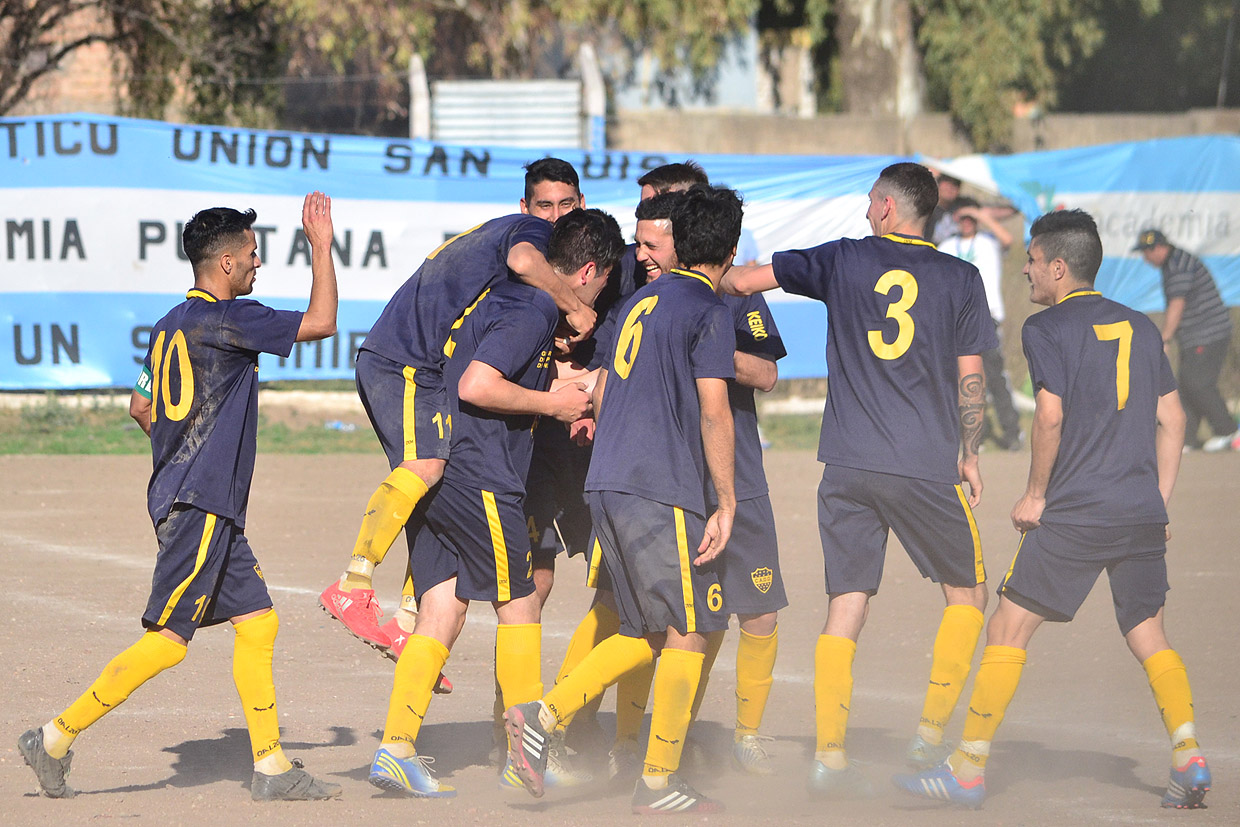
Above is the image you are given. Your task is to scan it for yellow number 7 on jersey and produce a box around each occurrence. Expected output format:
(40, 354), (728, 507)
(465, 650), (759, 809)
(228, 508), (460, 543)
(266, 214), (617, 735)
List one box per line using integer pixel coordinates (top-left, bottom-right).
(1093, 321), (1132, 410)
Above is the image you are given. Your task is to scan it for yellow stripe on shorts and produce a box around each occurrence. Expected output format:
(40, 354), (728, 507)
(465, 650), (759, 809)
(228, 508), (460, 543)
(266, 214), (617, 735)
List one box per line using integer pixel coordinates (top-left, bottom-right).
(954, 484), (985, 583)
(585, 537), (602, 589)
(402, 366), (418, 461)
(1000, 532), (1027, 592)
(482, 490), (510, 602)
(674, 507), (696, 631)
(158, 512), (216, 626)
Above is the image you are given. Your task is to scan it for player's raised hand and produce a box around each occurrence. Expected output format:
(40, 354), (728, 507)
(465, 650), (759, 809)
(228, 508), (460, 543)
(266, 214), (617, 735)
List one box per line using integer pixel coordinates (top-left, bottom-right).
(564, 303), (597, 345)
(696, 508), (733, 564)
(302, 191), (333, 250)
(548, 381), (592, 423)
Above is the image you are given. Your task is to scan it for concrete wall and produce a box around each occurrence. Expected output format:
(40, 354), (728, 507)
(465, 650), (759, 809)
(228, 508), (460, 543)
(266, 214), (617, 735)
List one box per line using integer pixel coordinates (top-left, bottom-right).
(611, 108), (1240, 157)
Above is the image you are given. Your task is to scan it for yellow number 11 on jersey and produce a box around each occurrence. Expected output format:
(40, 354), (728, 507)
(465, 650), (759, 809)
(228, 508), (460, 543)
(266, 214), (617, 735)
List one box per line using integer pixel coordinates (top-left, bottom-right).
(1093, 321), (1132, 410)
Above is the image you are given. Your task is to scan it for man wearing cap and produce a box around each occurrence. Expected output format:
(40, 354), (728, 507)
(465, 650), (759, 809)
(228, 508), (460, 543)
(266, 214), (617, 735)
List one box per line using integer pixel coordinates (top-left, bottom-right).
(1135, 229), (1237, 452)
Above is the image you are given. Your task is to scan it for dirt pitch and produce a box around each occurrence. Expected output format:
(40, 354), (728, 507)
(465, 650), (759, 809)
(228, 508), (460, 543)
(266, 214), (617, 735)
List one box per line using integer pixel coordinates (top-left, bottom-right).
(2, 449), (1237, 826)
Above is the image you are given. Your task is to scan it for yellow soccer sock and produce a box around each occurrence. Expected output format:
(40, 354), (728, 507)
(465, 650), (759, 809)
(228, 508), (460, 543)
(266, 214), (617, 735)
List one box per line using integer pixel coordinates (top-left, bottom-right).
(50, 631), (187, 757)
(949, 645), (1026, 780)
(813, 634), (855, 768)
(917, 605), (984, 744)
(614, 659), (656, 745)
(688, 630), (725, 723)
(554, 602), (620, 728)
(735, 626), (778, 737)
(643, 648), (705, 779)
(1143, 649), (1202, 765)
(544, 634), (655, 727)
(381, 635), (449, 757)
(345, 467), (428, 581)
(231, 610), (292, 773)
(496, 624), (543, 708)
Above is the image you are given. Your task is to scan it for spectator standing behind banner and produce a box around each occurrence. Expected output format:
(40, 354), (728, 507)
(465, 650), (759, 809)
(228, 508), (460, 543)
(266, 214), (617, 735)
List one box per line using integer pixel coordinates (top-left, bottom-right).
(939, 197), (1023, 451)
(1134, 229), (1238, 452)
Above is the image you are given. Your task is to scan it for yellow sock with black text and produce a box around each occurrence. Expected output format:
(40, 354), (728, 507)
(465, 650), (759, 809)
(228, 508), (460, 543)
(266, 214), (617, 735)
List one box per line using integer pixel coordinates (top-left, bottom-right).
(554, 602), (620, 728)
(614, 660), (656, 746)
(46, 631), (187, 758)
(381, 635), (449, 758)
(735, 626), (778, 737)
(948, 645), (1026, 782)
(917, 605), (984, 745)
(688, 631), (725, 723)
(1143, 649), (1202, 766)
(813, 635), (855, 769)
(544, 634), (654, 730)
(642, 648), (705, 788)
(342, 467), (428, 589)
(232, 610), (292, 774)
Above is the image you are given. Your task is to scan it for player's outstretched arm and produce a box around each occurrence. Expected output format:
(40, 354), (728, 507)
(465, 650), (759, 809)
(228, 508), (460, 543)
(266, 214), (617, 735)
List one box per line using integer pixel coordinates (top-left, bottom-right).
(697, 376), (735, 564)
(957, 354), (986, 506)
(720, 263), (778, 297)
(296, 191), (339, 342)
(507, 242), (597, 342)
(1012, 388), (1063, 531)
(1154, 389), (1187, 509)
(458, 361), (592, 423)
(733, 351), (777, 392)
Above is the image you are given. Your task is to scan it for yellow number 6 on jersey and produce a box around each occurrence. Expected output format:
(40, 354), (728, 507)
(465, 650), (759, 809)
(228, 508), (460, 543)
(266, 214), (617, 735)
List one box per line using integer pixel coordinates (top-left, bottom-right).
(868, 269), (918, 360)
(613, 296), (659, 379)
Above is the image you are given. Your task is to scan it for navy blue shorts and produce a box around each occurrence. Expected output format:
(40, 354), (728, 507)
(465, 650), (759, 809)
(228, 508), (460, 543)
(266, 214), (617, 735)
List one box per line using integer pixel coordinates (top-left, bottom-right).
(714, 494), (787, 615)
(143, 505), (272, 640)
(356, 349), (451, 466)
(408, 479), (534, 603)
(816, 464), (985, 594)
(999, 521), (1169, 636)
(524, 421), (593, 563)
(588, 490), (727, 638)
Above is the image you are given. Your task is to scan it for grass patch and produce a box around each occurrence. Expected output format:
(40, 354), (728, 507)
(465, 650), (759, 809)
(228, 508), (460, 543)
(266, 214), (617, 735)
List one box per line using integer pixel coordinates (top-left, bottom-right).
(758, 411), (822, 451)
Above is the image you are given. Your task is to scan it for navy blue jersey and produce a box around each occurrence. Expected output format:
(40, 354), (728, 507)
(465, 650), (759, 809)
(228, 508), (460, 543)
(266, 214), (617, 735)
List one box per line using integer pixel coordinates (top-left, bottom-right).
(361, 214), (552, 369)
(586, 269), (736, 515)
(773, 233), (997, 485)
(1022, 290), (1176, 526)
(143, 289), (301, 527)
(442, 279), (558, 496)
(723, 292), (785, 501)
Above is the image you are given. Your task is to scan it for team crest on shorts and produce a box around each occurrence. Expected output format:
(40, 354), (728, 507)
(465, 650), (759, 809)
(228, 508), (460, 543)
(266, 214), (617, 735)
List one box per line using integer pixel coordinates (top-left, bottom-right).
(253, 564), (265, 581)
(750, 566), (773, 593)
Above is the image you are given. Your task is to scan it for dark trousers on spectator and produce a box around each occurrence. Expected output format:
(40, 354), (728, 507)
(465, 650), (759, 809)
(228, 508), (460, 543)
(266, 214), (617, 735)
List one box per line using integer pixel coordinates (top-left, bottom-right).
(1178, 336), (1235, 445)
(982, 323), (1021, 449)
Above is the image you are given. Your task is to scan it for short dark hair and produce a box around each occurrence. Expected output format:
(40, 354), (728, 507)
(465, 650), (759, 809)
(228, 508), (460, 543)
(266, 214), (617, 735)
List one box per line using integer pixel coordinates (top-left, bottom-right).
(953, 195), (981, 212)
(670, 185), (743, 269)
(634, 190), (687, 222)
(524, 157), (580, 202)
(1029, 209), (1104, 285)
(547, 208), (625, 277)
(876, 162), (938, 220)
(636, 161), (709, 195)
(183, 207), (257, 269)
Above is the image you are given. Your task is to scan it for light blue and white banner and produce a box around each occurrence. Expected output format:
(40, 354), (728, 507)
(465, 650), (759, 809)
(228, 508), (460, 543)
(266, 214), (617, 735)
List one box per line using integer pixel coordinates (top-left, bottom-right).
(2, 114), (1237, 389)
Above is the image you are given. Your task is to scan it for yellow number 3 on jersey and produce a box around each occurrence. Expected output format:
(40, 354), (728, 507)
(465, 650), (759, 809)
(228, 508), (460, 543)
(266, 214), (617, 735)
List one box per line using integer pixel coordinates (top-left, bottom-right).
(868, 269), (918, 360)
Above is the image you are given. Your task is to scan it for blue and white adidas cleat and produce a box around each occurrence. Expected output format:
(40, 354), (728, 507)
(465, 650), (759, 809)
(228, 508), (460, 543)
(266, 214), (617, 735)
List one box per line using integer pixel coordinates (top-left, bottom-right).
(1161, 756), (1210, 809)
(893, 762), (985, 809)
(368, 748), (455, 798)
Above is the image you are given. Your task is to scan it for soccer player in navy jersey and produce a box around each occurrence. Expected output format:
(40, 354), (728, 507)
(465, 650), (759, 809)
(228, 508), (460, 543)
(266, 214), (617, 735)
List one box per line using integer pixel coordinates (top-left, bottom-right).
(896, 209), (1210, 810)
(18, 194), (341, 802)
(723, 162), (996, 796)
(367, 209), (624, 798)
(504, 186), (740, 814)
(319, 206), (599, 655)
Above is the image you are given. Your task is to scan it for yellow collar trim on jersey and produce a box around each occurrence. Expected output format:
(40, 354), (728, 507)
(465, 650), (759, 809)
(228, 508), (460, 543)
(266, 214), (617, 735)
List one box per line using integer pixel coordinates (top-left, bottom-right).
(1057, 289), (1102, 305)
(882, 233), (937, 249)
(670, 268), (715, 290)
(186, 289), (219, 302)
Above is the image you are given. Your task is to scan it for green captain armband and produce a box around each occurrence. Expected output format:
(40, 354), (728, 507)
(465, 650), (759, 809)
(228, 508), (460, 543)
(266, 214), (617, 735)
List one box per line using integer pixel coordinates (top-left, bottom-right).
(134, 365), (153, 400)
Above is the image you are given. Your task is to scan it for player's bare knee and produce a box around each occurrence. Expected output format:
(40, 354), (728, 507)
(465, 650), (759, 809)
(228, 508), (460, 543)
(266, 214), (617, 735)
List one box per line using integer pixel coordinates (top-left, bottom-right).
(738, 612), (777, 636)
(400, 458), (445, 489)
(495, 592), (541, 625)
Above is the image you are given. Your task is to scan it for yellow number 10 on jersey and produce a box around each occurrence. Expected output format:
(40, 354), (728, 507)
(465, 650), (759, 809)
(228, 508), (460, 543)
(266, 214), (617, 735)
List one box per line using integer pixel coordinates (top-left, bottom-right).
(868, 269), (919, 360)
(613, 296), (659, 379)
(149, 328), (195, 424)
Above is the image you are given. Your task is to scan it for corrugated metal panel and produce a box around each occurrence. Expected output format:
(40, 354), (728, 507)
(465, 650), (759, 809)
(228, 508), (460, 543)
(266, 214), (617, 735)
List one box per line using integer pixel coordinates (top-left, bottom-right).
(431, 80), (584, 148)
